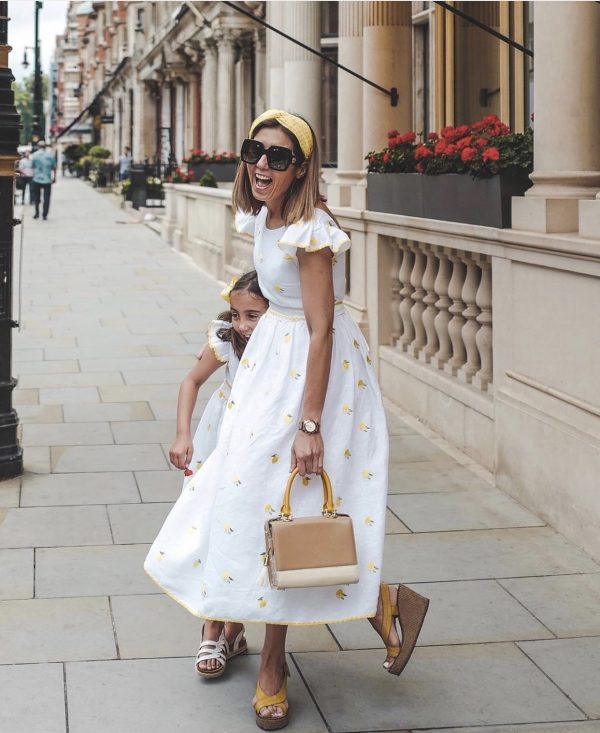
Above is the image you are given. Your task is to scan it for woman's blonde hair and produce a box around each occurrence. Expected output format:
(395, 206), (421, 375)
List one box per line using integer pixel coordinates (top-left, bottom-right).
(232, 114), (326, 227)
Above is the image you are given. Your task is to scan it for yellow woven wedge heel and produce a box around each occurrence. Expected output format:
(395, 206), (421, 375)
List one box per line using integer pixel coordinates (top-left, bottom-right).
(253, 662), (290, 730)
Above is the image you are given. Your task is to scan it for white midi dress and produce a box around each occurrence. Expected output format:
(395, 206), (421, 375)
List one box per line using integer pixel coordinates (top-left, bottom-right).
(145, 206), (389, 625)
(183, 320), (239, 488)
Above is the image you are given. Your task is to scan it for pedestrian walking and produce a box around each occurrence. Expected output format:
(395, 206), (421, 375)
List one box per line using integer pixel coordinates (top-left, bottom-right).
(118, 146), (132, 180)
(145, 110), (429, 730)
(17, 151), (33, 204)
(31, 140), (56, 220)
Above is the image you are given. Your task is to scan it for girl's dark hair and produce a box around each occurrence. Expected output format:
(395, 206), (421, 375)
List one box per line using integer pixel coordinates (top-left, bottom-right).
(216, 270), (267, 359)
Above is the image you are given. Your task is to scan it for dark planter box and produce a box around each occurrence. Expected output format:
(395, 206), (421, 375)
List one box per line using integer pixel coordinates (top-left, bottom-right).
(367, 172), (532, 228)
(189, 162), (239, 183)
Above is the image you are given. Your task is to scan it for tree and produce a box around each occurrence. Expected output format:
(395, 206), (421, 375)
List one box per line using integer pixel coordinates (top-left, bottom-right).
(12, 73), (49, 145)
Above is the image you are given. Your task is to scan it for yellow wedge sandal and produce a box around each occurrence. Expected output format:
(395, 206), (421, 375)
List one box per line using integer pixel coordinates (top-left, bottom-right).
(253, 662), (290, 731)
(377, 582), (429, 676)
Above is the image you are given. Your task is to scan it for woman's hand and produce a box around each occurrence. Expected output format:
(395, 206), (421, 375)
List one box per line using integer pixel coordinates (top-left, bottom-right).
(169, 434), (193, 470)
(291, 431), (324, 476)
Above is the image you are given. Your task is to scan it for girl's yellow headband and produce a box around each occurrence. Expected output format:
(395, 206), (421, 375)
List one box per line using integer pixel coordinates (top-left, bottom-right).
(249, 109), (313, 160)
(220, 275), (239, 303)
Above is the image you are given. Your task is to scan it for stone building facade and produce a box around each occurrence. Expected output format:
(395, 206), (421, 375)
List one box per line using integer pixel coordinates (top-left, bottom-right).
(52, 2), (600, 562)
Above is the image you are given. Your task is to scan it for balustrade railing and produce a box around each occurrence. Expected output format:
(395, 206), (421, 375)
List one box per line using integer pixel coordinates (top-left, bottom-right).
(390, 239), (493, 391)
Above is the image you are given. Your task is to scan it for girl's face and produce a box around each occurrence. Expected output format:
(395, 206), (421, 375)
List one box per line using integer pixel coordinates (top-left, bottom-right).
(246, 127), (305, 215)
(229, 289), (268, 340)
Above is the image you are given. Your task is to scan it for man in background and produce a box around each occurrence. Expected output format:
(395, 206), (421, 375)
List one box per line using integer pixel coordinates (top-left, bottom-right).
(118, 146), (132, 180)
(31, 140), (56, 220)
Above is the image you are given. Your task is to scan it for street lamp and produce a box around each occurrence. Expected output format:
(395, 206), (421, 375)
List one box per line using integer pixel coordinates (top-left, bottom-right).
(21, 1), (43, 143)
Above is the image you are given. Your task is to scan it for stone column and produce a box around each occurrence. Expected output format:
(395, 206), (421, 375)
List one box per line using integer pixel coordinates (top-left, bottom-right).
(328, 1), (364, 208)
(254, 28), (267, 115)
(266, 2), (284, 108)
(359, 1), (412, 209)
(512, 1), (600, 234)
(216, 33), (237, 152)
(236, 38), (254, 147)
(283, 1), (321, 138)
(201, 39), (218, 153)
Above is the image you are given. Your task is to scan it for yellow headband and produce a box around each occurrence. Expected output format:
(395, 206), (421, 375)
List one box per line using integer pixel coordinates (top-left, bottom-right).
(249, 109), (313, 160)
(220, 275), (239, 303)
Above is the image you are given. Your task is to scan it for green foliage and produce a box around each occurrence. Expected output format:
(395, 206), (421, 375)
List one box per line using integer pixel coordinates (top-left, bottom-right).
(12, 73), (49, 144)
(63, 144), (85, 161)
(199, 170), (218, 188)
(88, 145), (111, 159)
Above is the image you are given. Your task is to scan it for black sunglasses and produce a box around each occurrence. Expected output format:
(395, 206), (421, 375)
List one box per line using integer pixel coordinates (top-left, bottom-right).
(240, 138), (302, 172)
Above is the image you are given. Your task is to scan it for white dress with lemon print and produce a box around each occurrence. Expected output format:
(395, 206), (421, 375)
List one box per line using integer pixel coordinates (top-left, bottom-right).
(183, 319), (240, 487)
(145, 206), (389, 625)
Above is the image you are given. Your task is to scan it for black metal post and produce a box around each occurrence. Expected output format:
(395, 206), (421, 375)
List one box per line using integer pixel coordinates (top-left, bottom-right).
(33, 0), (43, 142)
(0, 0), (23, 479)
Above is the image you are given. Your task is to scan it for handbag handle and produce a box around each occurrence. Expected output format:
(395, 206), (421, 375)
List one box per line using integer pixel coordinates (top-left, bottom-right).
(280, 468), (336, 520)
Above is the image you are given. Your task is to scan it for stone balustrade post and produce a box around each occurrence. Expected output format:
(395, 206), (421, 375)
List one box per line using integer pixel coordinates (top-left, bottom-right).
(433, 249), (452, 370)
(419, 246), (440, 363)
(398, 240), (415, 351)
(458, 253), (481, 383)
(474, 256), (493, 390)
(390, 244), (402, 345)
(444, 252), (467, 376)
(408, 243), (427, 358)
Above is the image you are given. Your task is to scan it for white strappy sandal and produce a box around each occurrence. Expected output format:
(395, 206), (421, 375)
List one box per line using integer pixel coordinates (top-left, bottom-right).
(195, 624), (248, 679)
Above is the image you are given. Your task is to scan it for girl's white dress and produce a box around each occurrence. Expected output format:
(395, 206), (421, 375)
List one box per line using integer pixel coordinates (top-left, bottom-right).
(145, 207), (389, 625)
(183, 320), (239, 486)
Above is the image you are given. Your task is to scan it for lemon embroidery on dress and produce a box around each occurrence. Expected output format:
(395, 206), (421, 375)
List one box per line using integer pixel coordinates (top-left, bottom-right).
(302, 476), (311, 487)
(258, 597), (267, 608)
(222, 571), (233, 583)
(336, 589), (347, 600)
(233, 476), (242, 486)
(156, 551), (165, 561)
(264, 504), (275, 515)
(227, 399), (235, 410)
(366, 354), (372, 365)
(357, 379), (367, 389)
(207, 423), (212, 432)
(241, 357), (250, 368)
(342, 404), (353, 415)
(344, 448), (352, 459)
(193, 559), (202, 568)
(283, 254), (295, 262)
(367, 561), (379, 573)
(364, 515), (374, 526)
(283, 332), (292, 343)
(335, 496), (343, 508)
(342, 360), (350, 370)
(283, 413), (293, 425)
(271, 454), (279, 464)
(274, 284), (284, 293)
(201, 586), (208, 598)
(187, 525), (198, 535)
(332, 255), (338, 266)
(353, 339), (360, 349)
(290, 368), (301, 379)
(362, 469), (373, 479)
(195, 460), (203, 469)
(218, 389), (226, 400)
(359, 421), (370, 432)
(224, 523), (234, 535)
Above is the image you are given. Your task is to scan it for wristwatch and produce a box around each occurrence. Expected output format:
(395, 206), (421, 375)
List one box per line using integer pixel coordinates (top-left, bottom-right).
(299, 419), (320, 435)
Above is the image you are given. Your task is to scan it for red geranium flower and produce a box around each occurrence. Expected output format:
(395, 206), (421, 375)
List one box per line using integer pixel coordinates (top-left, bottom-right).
(460, 146), (476, 162)
(415, 162), (425, 173)
(400, 131), (417, 144)
(383, 151), (391, 163)
(427, 132), (439, 141)
(434, 140), (448, 155)
(415, 145), (433, 160)
(445, 143), (457, 156)
(387, 129), (400, 139)
(482, 146), (500, 162)
(456, 135), (475, 150)
(475, 137), (487, 147)
(441, 126), (456, 140)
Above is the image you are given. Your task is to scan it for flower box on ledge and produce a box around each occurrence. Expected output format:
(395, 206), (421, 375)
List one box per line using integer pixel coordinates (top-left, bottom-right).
(367, 172), (532, 228)
(188, 161), (239, 183)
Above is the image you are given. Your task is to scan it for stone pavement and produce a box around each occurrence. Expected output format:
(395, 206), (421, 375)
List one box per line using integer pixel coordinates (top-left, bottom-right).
(1, 177), (600, 733)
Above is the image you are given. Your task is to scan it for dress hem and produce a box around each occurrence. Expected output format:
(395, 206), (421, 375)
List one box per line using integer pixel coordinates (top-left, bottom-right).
(144, 564), (377, 626)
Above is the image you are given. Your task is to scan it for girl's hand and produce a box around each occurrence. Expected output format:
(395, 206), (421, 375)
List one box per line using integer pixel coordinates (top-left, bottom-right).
(169, 435), (193, 470)
(291, 431), (324, 477)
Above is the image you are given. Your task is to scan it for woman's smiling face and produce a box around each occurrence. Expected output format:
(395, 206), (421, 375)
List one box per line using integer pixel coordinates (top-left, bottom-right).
(246, 127), (303, 214)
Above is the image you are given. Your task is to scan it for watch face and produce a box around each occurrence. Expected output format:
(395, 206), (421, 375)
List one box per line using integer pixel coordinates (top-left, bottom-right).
(304, 420), (317, 433)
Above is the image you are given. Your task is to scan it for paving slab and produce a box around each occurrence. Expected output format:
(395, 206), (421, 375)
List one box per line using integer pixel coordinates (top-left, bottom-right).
(135, 469), (184, 502)
(121, 368), (191, 385)
(13, 387), (39, 405)
(388, 459), (493, 493)
(99, 384), (180, 403)
(20, 472), (139, 507)
(66, 655), (327, 733)
(0, 597), (116, 663)
(0, 477), (20, 507)
(63, 400), (154, 422)
(108, 502), (172, 544)
(294, 645), (583, 731)
(148, 398), (208, 420)
(420, 724), (600, 733)
(23, 421), (114, 446)
(13, 347), (44, 360)
(19, 371), (124, 388)
(40, 387), (100, 404)
(14, 359), (79, 374)
(111, 419), (178, 444)
(382, 528), (600, 584)
(23, 447), (51, 473)
(0, 663), (66, 733)
(0, 548), (33, 599)
(519, 637), (600, 718)
(0, 505), (112, 548)
(36, 543), (156, 598)
(330, 580), (551, 650)
(385, 507), (410, 533)
(388, 489), (545, 532)
(16, 403), (64, 423)
(51, 443), (169, 472)
(500, 573), (600, 637)
(389, 434), (457, 464)
(79, 355), (193, 372)
(45, 345), (150, 359)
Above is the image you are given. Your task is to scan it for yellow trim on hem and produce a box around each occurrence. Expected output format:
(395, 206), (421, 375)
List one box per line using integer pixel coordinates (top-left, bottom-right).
(277, 238), (350, 255)
(206, 320), (228, 364)
(144, 564), (377, 626)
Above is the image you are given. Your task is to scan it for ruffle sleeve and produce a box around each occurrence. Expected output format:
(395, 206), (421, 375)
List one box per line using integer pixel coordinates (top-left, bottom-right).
(205, 319), (233, 364)
(277, 210), (351, 257)
(234, 210), (257, 236)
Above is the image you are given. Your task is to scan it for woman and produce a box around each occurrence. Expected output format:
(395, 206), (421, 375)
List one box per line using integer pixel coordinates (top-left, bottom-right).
(145, 110), (428, 730)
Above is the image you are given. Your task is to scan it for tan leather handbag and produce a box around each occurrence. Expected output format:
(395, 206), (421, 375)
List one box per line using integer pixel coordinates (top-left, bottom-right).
(263, 468), (359, 589)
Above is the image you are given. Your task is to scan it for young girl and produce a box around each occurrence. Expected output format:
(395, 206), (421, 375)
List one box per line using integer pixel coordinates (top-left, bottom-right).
(169, 271), (269, 482)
